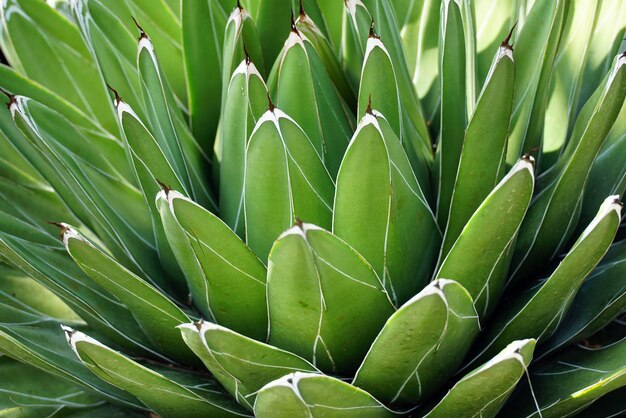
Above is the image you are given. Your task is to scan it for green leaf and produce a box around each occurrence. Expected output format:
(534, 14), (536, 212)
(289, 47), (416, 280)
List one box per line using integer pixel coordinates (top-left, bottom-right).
(0, 305), (140, 407)
(267, 222), (394, 374)
(397, 0), (440, 124)
(333, 111), (440, 304)
(541, 0), (602, 169)
(436, 0), (468, 228)
(257, 0), (326, 69)
(441, 42), (516, 256)
(502, 337), (626, 418)
(437, 157), (535, 318)
(270, 28), (354, 177)
(0, 355), (102, 409)
(540, 239), (626, 358)
(341, 0), (372, 90)
(474, 0), (517, 88)
(220, 58), (269, 238)
(136, 34), (216, 211)
(254, 373), (396, 418)
(157, 190), (268, 341)
(422, 339), (536, 418)
(505, 0), (565, 164)
(60, 223), (194, 365)
(353, 279), (480, 406)
(244, 108), (334, 261)
(468, 196), (622, 367)
(179, 321), (317, 411)
(0, 264), (79, 322)
(0, 0), (117, 135)
(181, 0), (228, 150)
(511, 53), (626, 283)
(66, 328), (249, 418)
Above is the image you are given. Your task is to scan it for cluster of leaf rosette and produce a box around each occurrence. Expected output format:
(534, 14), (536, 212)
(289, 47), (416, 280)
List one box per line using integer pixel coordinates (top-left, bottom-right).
(0, 0), (625, 417)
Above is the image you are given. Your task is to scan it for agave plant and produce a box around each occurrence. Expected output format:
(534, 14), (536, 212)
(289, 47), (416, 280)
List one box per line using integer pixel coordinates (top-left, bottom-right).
(0, 0), (625, 416)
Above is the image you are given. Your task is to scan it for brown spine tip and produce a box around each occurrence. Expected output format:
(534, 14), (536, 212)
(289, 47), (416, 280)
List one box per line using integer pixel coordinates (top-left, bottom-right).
(365, 94), (373, 115)
(614, 197), (623, 207)
(267, 93), (276, 112)
(156, 179), (172, 195)
(0, 87), (16, 110)
(432, 280), (442, 289)
(243, 43), (251, 65)
(47, 221), (69, 241)
(237, 0), (243, 10)
(131, 16), (148, 40)
(106, 83), (123, 106)
(299, 0), (306, 18)
(290, 10), (299, 34)
(194, 318), (204, 331)
(502, 22), (517, 49)
(294, 217), (304, 229)
(369, 19), (379, 39)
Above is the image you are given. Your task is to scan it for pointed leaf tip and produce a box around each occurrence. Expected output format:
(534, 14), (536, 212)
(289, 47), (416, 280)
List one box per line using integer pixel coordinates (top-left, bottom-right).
(369, 19), (379, 39)
(502, 22), (518, 49)
(131, 16), (148, 40)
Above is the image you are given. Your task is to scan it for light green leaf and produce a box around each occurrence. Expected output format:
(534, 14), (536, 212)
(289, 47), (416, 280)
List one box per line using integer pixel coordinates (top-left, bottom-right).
(353, 279), (480, 406)
(244, 108), (334, 261)
(157, 190), (268, 341)
(254, 373), (396, 418)
(437, 157), (535, 318)
(501, 337), (626, 418)
(441, 42), (515, 256)
(179, 321), (317, 411)
(181, 0), (228, 151)
(270, 27), (354, 177)
(66, 328), (250, 418)
(333, 111), (440, 304)
(511, 53), (626, 283)
(60, 223), (194, 365)
(468, 196), (622, 367)
(540, 239), (626, 359)
(220, 58), (268, 238)
(505, 0), (565, 164)
(423, 339), (536, 418)
(267, 222), (394, 374)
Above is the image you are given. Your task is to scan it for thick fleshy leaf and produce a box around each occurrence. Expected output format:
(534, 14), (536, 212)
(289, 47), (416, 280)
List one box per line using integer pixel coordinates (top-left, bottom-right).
(422, 339), (535, 418)
(179, 322), (317, 411)
(0, 355), (102, 410)
(136, 33), (215, 210)
(474, 0), (517, 88)
(254, 373), (396, 418)
(541, 0), (601, 169)
(436, 0), (468, 227)
(157, 190), (267, 341)
(0, 305), (140, 407)
(270, 28), (354, 177)
(333, 111), (440, 305)
(257, 0), (326, 69)
(468, 196), (622, 367)
(0, 264), (79, 322)
(267, 222), (394, 374)
(341, 0), (372, 90)
(441, 42), (515, 256)
(505, 0), (565, 164)
(220, 59), (268, 237)
(397, 0), (440, 124)
(510, 53), (626, 283)
(0, 0), (117, 135)
(540, 239), (626, 358)
(66, 328), (249, 418)
(59, 223), (193, 364)
(353, 279), (480, 406)
(437, 158), (534, 318)
(181, 0), (228, 150)
(244, 108), (334, 261)
(502, 338), (626, 418)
